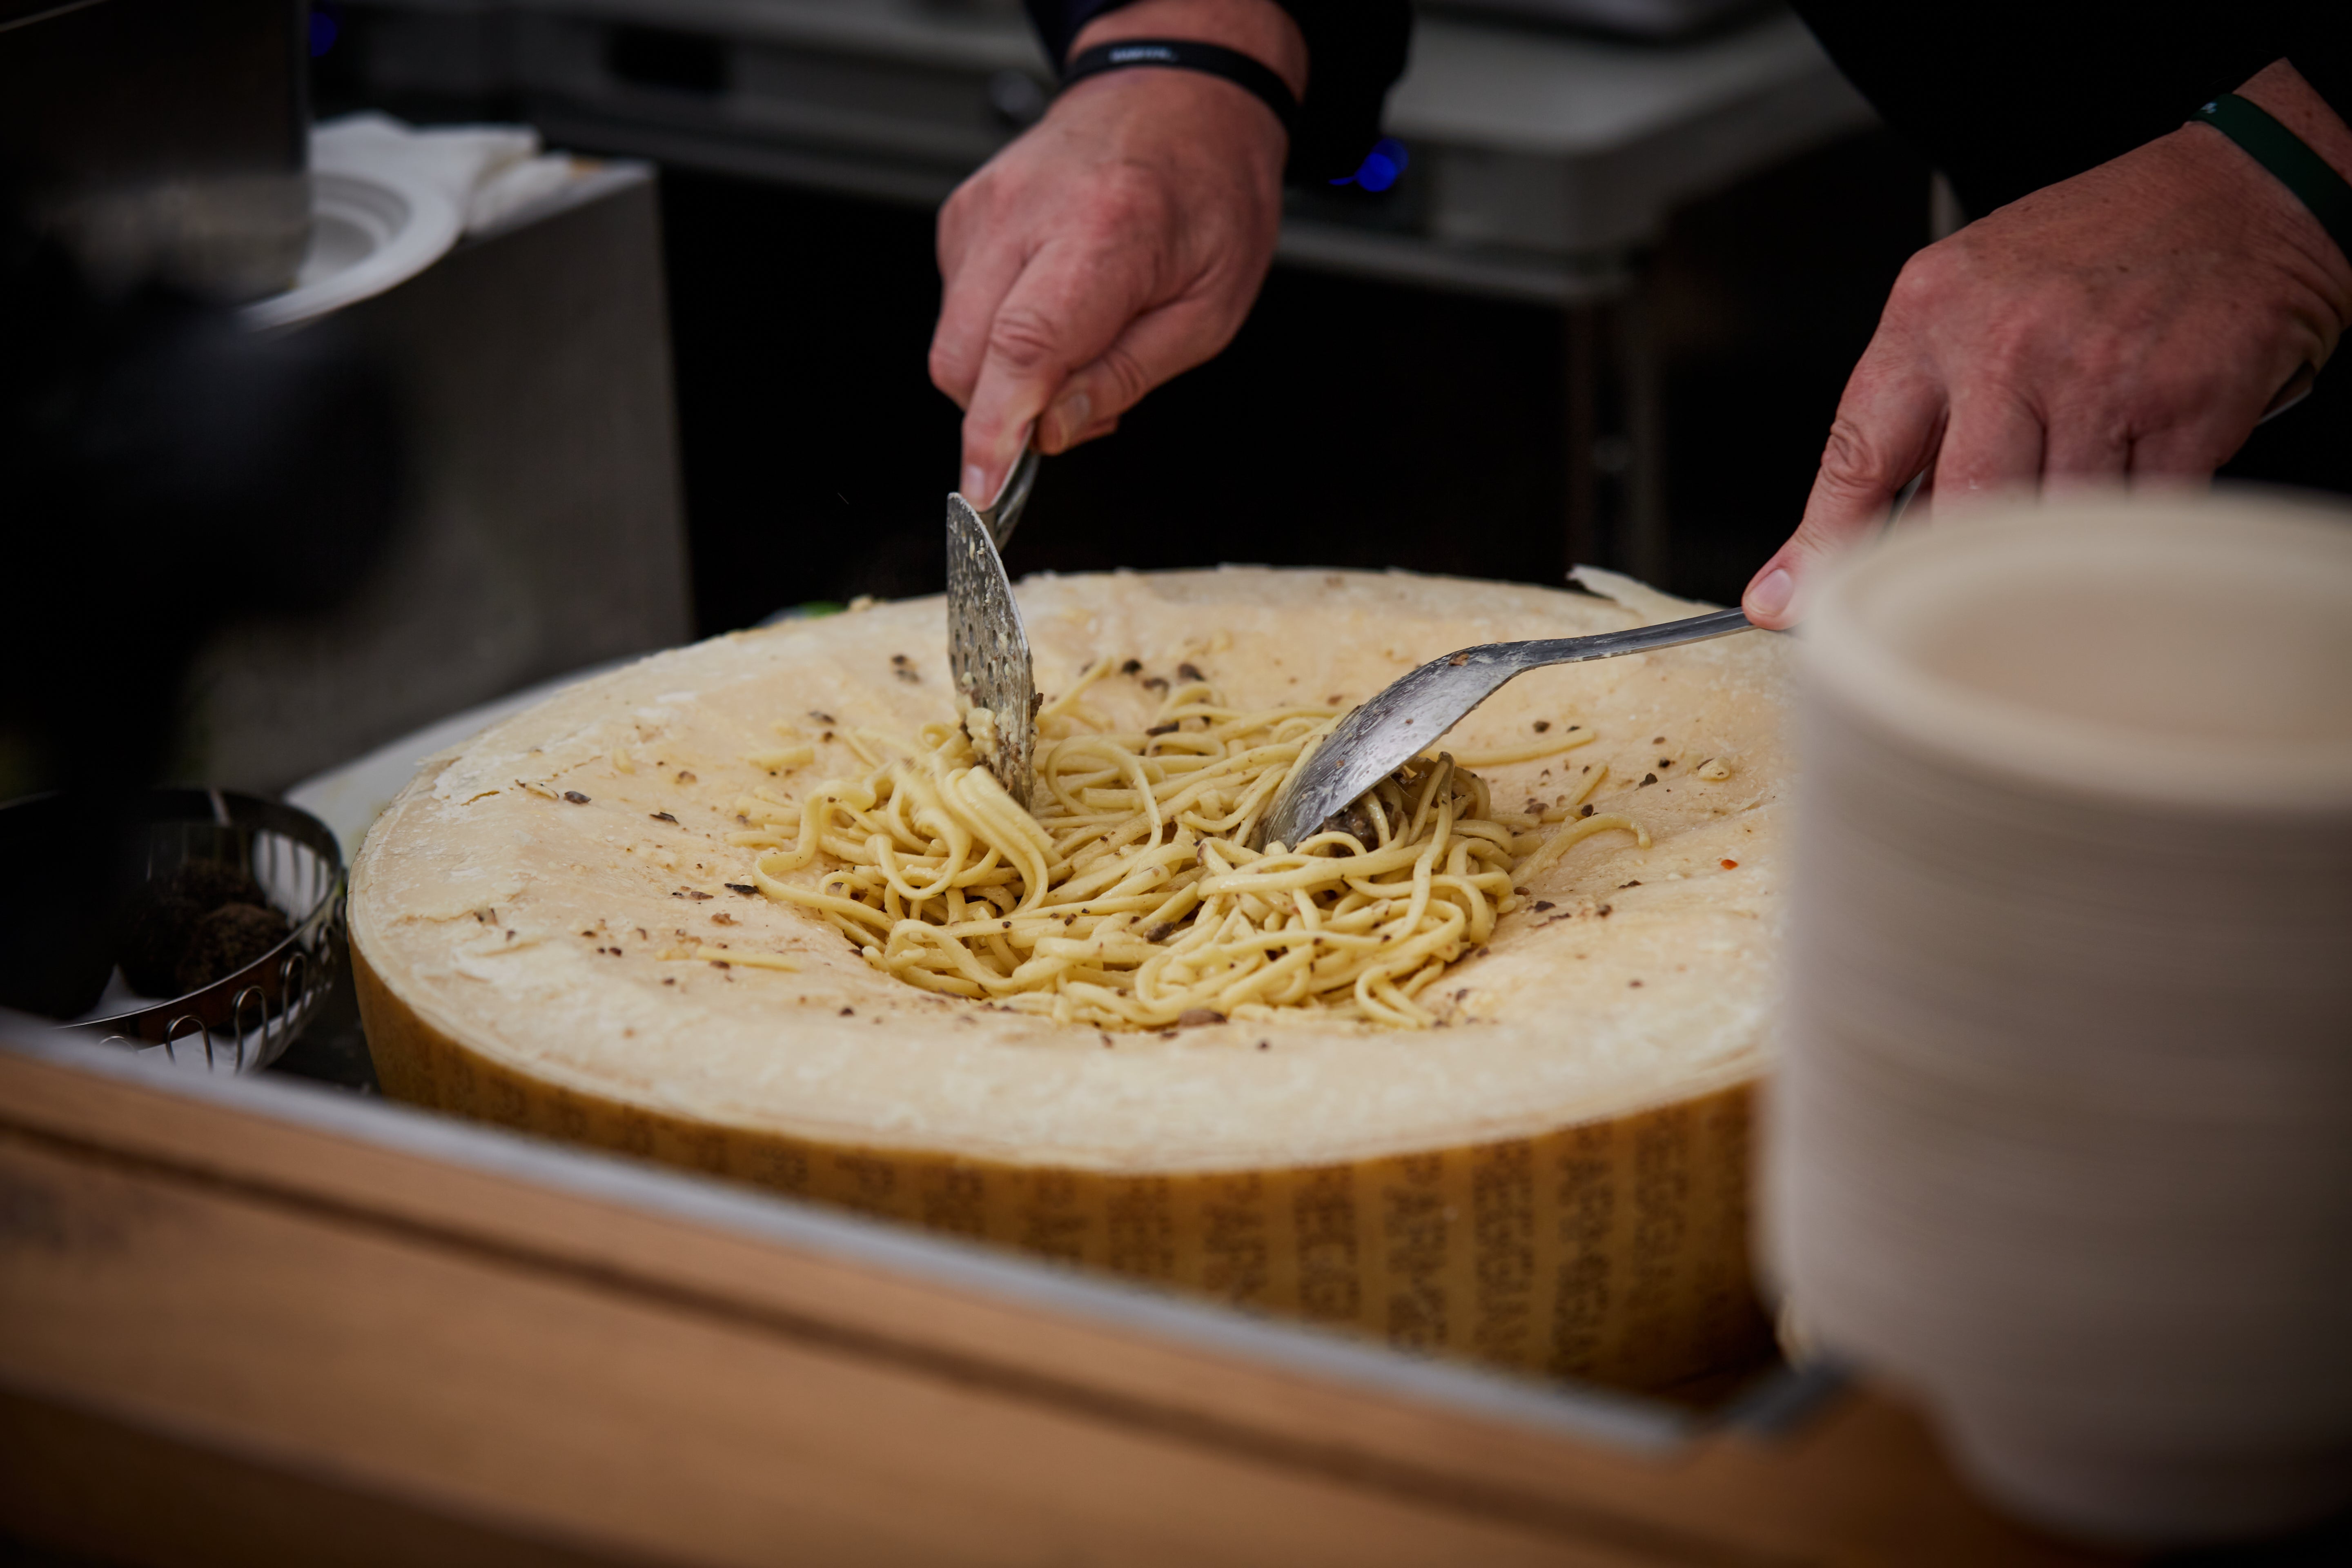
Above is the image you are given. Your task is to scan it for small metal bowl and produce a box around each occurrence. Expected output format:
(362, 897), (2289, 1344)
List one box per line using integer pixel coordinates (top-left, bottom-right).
(63, 788), (346, 1073)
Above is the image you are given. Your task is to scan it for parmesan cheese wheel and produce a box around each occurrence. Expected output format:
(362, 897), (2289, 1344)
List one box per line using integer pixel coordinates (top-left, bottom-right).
(350, 567), (1791, 1390)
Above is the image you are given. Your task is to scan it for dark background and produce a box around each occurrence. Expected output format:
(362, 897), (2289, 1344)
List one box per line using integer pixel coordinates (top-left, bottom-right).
(316, 18), (2348, 642)
(659, 127), (1937, 636)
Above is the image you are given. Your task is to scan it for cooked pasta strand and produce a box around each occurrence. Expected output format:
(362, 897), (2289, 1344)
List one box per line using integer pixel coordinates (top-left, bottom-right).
(751, 679), (1642, 1028)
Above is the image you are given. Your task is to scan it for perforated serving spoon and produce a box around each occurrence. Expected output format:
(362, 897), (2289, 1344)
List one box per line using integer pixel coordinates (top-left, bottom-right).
(946, 440), (1042, 807)
(1254, 592), (1764, 851)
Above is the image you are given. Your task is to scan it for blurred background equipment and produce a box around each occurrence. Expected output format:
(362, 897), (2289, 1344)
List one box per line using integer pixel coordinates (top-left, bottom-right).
(0, 0), (309, 301)
(1774, 490), (2352, 1547)
(181, 113), (692, 795)
(310, 0), (2352, 633)
(0, 198), (400, 1021)
(312, 0), (1910, 626)
(0, 9), (686, 1032)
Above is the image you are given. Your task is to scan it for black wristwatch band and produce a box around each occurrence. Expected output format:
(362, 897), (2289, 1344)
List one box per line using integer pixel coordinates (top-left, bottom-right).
(2191, 93), (2352, 265)
(1062, 39), (1298, 137)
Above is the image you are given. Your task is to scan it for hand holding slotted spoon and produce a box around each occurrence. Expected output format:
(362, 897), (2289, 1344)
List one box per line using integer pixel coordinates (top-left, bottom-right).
(1254, 602), (1764, 851)
(946, 441), (1042, 807)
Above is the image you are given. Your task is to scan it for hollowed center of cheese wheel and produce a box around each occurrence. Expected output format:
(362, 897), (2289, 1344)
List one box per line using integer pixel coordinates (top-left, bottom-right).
(741, 662), (1643, 1029)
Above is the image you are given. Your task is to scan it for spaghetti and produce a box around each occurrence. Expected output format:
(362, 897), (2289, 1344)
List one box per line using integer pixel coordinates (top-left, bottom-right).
(739, 665), (1647, 1029)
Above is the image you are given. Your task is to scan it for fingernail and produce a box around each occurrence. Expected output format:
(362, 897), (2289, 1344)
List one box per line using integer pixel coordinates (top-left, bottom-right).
(1747, 566), (1793, 621)
(1047, 390), (1091, 449)
(961, 463), (989, 501)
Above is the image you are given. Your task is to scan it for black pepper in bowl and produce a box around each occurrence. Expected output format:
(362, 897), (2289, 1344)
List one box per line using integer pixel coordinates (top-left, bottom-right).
(175, 902), (292, 993)
(116, 861), (278, 997)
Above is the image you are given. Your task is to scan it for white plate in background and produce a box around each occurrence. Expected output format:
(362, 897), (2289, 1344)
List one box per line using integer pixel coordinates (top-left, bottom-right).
(239, 166), (462, 331)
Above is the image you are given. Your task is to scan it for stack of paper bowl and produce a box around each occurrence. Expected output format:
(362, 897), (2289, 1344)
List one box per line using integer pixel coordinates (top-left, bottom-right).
(1768, 490), (2352, 1545)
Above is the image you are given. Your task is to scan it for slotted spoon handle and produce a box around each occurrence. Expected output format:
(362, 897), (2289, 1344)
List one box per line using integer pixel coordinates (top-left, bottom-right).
(975, 439), (1038, 550)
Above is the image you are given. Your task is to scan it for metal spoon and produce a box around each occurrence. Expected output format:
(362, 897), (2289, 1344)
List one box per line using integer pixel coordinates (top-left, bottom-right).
(946, 439), (1042, 806)
(1254, 601), (1763, 851)
(975, 440), (1039, 550)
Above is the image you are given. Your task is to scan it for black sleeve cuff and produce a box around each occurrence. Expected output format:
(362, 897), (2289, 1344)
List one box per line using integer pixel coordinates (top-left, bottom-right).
(2290, 50), (2352, 134)
(1021, 0), (1413, 184)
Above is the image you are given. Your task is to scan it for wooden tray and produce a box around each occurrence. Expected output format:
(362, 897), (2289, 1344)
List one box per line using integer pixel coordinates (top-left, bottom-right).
(0, 1026), (2118, 1566)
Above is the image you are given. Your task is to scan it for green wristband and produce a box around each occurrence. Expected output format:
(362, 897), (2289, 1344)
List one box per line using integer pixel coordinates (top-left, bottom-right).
(2191, 92), (2352, 265)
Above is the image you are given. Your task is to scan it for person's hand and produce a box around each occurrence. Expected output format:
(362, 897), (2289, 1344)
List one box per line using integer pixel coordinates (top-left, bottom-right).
(1744, 60), (2352, 628)
(931, 0), (1304, 506)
